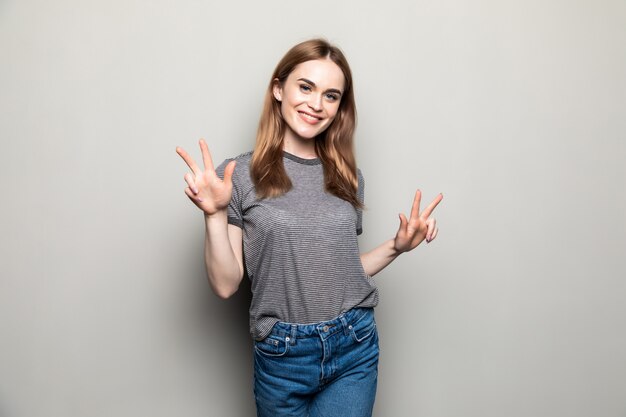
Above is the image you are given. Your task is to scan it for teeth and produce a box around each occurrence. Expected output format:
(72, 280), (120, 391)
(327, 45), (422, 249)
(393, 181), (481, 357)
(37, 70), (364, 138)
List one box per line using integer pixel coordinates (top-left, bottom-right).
(300, 112), (320, 121)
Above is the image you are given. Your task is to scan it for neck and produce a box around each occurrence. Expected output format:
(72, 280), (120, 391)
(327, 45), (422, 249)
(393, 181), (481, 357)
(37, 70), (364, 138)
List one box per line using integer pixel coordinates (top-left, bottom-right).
(282, 130), (317, 159)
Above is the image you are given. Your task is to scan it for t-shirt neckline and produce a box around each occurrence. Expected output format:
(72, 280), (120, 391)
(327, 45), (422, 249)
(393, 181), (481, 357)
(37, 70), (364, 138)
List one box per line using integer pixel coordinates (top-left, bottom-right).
(283, 151), (321, 165)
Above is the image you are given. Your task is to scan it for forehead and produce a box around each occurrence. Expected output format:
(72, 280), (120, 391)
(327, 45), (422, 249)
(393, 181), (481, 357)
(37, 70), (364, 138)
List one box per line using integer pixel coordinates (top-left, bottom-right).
(288, 59), (345, 91)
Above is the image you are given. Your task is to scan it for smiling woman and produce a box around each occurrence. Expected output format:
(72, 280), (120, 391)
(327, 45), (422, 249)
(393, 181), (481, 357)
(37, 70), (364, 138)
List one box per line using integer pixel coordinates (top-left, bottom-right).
(175, 38), (442, 417)
(273, 60), (345, 143)
(252, 40), (360, 205)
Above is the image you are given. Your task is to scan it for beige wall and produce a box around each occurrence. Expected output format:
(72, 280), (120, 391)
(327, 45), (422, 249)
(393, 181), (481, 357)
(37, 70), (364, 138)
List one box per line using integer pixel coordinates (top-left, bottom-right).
(1, 0), (625, 415)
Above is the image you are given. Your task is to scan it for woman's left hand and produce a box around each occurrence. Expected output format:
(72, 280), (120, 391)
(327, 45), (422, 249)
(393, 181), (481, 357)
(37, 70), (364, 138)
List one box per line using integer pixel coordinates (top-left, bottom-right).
(394, 190), (443, 253)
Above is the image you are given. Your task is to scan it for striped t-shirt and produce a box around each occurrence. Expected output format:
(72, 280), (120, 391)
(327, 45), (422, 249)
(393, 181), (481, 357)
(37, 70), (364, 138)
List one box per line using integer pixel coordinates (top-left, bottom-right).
(216, 151), (379, 340)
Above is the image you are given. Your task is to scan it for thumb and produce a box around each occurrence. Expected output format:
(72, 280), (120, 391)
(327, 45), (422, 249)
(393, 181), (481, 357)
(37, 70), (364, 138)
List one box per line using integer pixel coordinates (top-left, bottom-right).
(223, 160), (236, 184)
(398, 213), (408, 231)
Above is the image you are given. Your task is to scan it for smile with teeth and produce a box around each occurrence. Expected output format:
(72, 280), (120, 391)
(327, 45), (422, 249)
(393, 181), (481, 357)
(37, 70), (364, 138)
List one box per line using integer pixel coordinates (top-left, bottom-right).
(298, 111), (323, 124)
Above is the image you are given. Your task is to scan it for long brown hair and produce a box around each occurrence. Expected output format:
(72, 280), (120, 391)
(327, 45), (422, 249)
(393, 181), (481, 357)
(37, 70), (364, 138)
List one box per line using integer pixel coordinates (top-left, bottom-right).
(251, 39), (361, 207)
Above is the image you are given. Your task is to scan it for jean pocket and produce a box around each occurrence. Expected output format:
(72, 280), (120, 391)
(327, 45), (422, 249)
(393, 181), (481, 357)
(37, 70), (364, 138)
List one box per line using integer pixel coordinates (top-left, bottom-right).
(254, 336), (290, 357)
(349, 313), (377, 343)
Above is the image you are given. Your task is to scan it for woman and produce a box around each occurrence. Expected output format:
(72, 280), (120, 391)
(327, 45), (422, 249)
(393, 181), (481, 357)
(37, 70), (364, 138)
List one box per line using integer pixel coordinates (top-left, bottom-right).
(176, 38), (442, 417)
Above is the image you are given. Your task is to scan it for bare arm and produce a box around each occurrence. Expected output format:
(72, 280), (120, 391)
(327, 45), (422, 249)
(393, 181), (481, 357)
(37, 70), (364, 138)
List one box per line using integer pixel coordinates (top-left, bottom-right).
(204, 213), (244, 298)
(360, 190), (443, 277)
(360, 238), (400, 277)
(176, 139), (244, 298)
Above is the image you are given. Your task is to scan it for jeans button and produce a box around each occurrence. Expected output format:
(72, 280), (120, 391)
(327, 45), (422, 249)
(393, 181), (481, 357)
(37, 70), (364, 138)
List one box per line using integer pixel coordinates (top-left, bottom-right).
(322, 325), (329, 332)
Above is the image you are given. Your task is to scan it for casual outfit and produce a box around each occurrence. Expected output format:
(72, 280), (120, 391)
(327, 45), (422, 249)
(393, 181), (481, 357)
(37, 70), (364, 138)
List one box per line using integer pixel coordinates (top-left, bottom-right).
(216, 151), (379, 416)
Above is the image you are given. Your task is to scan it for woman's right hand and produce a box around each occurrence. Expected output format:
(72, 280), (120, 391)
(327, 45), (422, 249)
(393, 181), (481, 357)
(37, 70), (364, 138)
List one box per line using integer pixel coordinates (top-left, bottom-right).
(176, 139), (236, 216)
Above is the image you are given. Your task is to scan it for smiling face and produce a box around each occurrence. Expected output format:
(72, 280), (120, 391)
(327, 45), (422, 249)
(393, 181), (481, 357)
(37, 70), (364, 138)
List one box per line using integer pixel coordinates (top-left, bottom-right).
(273, 58), (346, 148)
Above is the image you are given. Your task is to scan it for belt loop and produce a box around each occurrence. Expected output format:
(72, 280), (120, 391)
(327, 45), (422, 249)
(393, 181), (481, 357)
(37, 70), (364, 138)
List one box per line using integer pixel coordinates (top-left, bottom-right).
(290, 324), (297, 345)
(340, 314), (349, 336)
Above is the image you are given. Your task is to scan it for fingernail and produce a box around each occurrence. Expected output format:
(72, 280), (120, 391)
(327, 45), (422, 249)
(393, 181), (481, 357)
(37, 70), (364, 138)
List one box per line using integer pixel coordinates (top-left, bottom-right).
(197, 197), (203, 202)
(193, 188), (198, 194)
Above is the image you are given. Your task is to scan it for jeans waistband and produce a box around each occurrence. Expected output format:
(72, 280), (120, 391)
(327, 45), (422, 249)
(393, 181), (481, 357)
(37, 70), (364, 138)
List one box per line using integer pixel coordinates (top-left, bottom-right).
(268, 308), (374, 342)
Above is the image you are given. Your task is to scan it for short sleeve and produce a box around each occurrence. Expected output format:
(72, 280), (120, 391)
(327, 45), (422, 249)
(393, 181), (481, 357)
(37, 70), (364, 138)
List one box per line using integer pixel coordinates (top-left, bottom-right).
(215, 158), (243, 229)
(356, 168), (365, 235)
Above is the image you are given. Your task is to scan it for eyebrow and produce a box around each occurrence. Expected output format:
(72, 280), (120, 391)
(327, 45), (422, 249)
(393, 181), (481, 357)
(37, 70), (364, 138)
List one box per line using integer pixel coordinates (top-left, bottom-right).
(297, 78), (343, 96)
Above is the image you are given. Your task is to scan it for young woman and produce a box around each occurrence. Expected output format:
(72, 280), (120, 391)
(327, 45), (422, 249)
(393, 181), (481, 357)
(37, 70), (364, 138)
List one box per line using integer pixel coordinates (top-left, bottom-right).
(176, 39), (442, 417)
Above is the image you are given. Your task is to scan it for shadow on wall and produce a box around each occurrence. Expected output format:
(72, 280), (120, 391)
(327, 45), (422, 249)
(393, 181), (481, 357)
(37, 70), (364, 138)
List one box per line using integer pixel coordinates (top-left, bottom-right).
(174, 232), (255, 414)
(195, 274), (256, 413)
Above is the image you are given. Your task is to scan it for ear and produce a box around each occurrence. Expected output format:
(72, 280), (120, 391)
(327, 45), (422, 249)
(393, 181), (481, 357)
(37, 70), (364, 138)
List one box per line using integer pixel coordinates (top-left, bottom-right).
(272, 78), (282, 102)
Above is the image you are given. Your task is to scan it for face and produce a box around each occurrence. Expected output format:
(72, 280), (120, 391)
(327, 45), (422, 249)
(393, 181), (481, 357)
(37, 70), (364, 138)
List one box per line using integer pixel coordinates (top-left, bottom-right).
(273, 58), (346, 142)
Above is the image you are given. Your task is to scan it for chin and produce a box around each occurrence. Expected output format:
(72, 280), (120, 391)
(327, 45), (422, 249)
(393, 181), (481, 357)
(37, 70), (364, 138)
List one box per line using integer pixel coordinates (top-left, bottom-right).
(297, 130), (322, 139)
(292, 123), (328, 140)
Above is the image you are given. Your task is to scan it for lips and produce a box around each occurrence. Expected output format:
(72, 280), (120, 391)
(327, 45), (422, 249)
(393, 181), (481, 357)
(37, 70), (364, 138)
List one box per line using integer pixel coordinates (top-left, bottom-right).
(298, 111), (323, 125)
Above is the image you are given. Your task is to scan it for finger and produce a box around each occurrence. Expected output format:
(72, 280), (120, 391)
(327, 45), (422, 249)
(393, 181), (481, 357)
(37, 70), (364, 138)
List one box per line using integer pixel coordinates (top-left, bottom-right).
(176, 146), (202, 176)
(409, 189), (422, 221)
(430, 226), (439, 241)
(184, 172), (198, 194)
(223, 160), (237, 184)
(398, 213), (408, 234)
(184, 187), (203, 203)
(199, 139), (215, 172)
(421, 193), (443, 219)
(426, 218), (436, 241)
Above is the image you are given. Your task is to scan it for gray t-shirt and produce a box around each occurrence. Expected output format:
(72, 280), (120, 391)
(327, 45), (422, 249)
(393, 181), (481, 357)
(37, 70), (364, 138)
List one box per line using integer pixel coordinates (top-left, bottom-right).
(216, 151), (378, 340)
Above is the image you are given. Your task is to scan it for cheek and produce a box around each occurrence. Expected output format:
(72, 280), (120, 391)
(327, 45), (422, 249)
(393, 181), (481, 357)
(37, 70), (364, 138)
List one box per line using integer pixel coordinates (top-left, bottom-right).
(283, 88), (304, 105)
(326, 104), (341, 121)
(321, 110), (341, 134)
(280, 100), (292, 119)
(281, 92), (301, 114)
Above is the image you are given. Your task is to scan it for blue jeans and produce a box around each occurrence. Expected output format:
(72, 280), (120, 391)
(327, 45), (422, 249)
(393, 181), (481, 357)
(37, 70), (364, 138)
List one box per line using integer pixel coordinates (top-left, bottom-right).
(253, 308), (379, 417)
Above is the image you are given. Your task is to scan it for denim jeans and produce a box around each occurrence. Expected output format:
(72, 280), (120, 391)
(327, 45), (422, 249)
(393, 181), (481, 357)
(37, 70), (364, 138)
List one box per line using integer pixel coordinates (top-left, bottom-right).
(253, 307), (379, 417)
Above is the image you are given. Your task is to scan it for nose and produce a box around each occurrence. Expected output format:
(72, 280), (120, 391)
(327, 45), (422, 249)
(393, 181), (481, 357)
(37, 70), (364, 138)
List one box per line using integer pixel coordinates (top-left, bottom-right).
(307, 93), (323, 112)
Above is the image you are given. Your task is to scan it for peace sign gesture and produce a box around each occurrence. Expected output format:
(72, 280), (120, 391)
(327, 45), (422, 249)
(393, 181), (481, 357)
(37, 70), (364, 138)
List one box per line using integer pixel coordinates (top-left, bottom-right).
(175, 139), (236, 216)
(394, 190), (443, 253)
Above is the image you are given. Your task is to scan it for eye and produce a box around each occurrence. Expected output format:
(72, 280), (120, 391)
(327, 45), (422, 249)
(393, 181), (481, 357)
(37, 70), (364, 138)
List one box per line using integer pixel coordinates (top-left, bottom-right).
(299, 84), (312, 92)
(325, 93), (339, 102)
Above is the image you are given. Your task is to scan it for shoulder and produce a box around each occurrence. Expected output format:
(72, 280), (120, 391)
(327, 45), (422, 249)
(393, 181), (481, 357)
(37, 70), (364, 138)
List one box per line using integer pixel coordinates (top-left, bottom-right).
(355, 167), (365, 203)
(232, 150), (254, 162)
(216, 150), (253, 178)
(218, 150), (253, 167)
(357, 167), (365, 188)
(214, 151), (254, 195)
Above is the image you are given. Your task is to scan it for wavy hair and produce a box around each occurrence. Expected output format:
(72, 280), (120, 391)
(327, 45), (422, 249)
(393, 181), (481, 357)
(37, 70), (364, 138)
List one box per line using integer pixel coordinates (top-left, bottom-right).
(251, 39), (361, 207)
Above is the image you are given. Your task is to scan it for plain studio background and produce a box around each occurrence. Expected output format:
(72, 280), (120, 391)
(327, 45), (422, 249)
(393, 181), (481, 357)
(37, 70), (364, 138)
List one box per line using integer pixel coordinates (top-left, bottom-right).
(1, 0), (625, 416)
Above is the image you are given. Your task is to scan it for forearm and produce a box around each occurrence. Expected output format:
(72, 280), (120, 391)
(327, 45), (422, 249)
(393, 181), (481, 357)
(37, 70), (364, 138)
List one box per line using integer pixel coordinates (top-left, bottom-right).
(360, 238), (402, 277)
(204, 211), (243, 298)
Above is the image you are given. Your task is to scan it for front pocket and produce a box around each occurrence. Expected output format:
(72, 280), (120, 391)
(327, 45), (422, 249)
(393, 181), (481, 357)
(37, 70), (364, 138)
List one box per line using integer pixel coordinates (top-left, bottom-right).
(350, 316), (377, 343)
(254, 336), (290, 357)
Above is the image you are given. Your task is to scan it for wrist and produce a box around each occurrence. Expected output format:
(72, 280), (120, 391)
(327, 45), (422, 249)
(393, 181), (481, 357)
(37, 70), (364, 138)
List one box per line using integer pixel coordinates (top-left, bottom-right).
(390, 238), (404, 257)
(204, 209), (228, 223)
